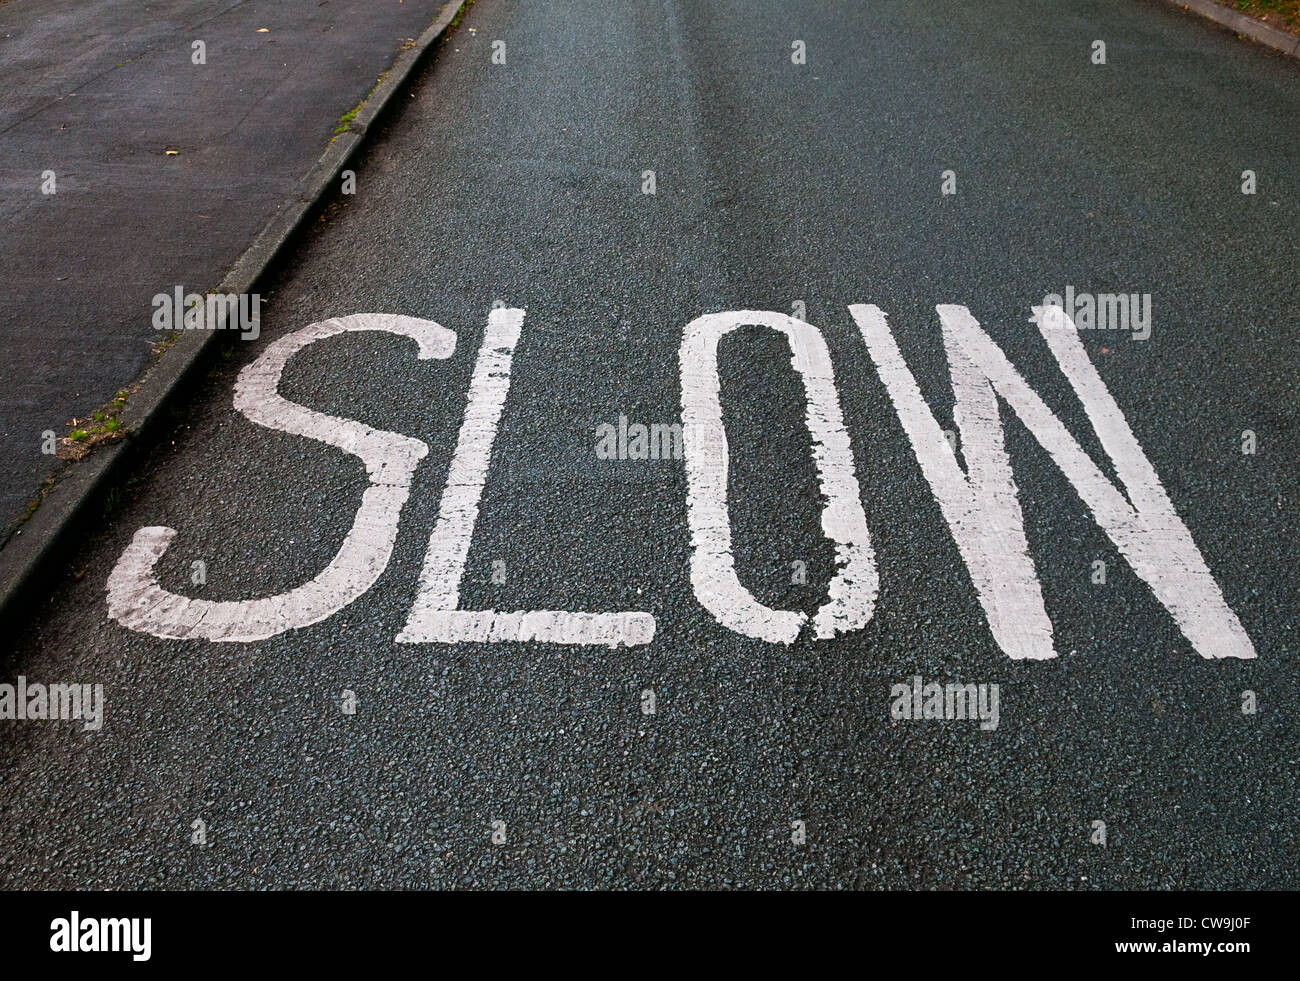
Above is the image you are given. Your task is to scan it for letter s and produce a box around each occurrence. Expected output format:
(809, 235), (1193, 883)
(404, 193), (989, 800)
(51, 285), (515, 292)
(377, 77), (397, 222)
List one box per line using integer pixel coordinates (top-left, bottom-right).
(107, 314), (454, 641)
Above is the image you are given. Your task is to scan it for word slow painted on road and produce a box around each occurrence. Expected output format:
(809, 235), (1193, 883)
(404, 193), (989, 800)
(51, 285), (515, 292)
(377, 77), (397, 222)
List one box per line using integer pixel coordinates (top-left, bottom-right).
(105, 304), (1255, 662)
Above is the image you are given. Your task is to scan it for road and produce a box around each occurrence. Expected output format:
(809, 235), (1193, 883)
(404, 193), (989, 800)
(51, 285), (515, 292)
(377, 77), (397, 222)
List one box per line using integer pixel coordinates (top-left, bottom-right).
(1, 0), (1297, 889)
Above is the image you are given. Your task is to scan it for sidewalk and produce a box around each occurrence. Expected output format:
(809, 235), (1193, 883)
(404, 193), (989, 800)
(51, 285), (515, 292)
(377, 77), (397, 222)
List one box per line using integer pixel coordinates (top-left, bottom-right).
(0, 0), (452, 542)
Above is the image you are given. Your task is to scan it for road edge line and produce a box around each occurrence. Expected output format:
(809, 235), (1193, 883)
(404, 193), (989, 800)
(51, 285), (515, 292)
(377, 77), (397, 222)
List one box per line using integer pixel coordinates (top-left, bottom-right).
(1153, 0), (1300, 59)
(0, 0), (468, 632)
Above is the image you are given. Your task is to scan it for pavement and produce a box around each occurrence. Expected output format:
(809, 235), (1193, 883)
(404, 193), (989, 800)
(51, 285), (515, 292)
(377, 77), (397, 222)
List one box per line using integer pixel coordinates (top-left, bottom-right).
(0, 0), (1297, 889)
(0, 0), (456, 542)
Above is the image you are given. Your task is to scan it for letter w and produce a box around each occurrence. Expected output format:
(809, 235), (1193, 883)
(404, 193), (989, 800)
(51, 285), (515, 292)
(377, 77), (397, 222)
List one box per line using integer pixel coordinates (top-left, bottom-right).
(849, 303), (1253, 661)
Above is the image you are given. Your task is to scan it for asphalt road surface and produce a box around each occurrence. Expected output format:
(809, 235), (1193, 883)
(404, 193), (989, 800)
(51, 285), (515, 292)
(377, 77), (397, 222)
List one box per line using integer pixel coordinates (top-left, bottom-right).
(1, 0), (1297, 889)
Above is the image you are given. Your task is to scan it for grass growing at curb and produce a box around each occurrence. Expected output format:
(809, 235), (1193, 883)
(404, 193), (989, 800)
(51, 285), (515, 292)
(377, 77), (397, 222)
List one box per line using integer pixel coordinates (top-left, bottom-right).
(332, 64), (392, 137)
(1226, 0), (1300, 34)
(333, 107), (360, 134)
(65, 389), (130, 448)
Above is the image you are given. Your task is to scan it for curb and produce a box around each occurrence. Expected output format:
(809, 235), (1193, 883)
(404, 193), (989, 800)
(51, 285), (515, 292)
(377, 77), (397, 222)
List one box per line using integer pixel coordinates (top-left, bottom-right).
(1156, 0), (1300, 58)
(0, 0), (467, 631)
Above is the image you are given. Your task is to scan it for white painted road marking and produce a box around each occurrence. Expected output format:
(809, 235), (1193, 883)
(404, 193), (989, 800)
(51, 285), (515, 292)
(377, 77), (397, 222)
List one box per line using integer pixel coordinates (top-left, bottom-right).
(398, 307), (655, 647)
(851, 303), (1053, 659)
(679, 311), (878, 644)
(850, 302), (1255, 660)
(106, 314), (454, 641)
(106, 302), (1254, 661)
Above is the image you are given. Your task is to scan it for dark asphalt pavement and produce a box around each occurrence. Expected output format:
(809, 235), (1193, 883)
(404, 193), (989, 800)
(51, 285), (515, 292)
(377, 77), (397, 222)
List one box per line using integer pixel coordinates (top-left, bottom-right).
(0, 0), (452, 540)
(0, 0), (1297, 888)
